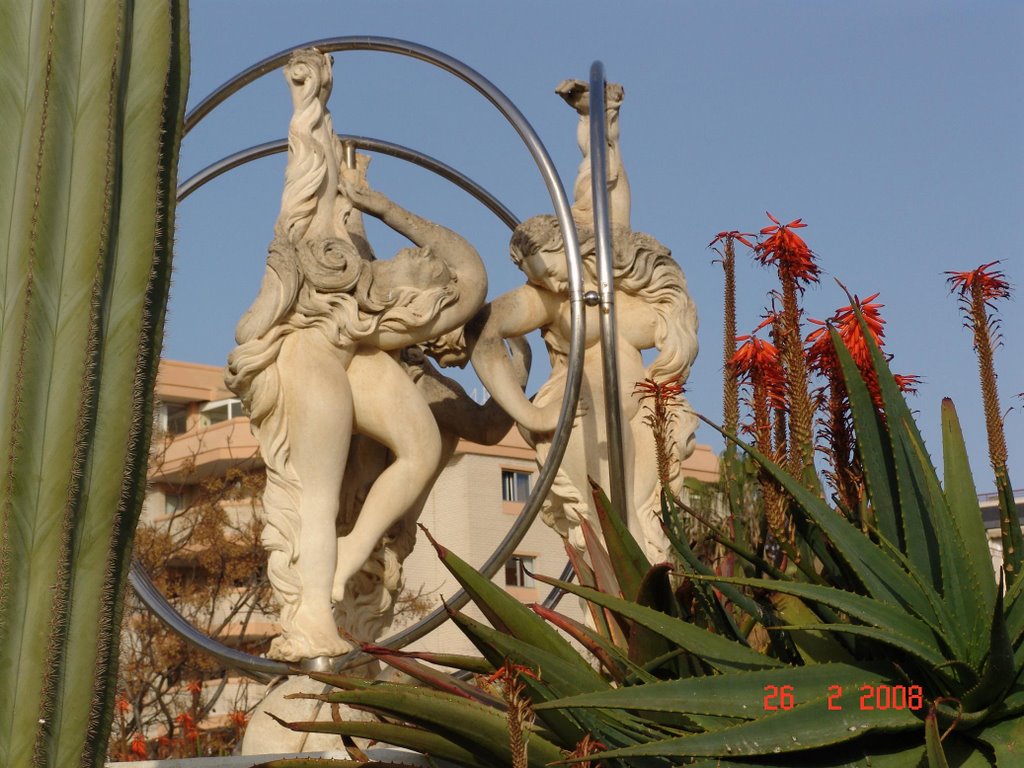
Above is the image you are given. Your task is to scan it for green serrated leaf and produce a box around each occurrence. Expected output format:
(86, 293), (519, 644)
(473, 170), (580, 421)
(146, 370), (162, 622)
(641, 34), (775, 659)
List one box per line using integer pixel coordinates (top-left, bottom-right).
(533, 575), (782, 672)
(925, 709), (951, 768)
(319, 686), (565, 768)
(970, 710), (1024, 767)
(829, 326), (902, 552)
(592, 481), (650, 600)
(538, 662), (890, 719)
(941, 399), (997, 617)
(697, 576), (948, 663)
(268, 715), (495, 768)
(425, 532), (592, 672)
(770, 592), (854, 665)
(709, 417), (942, 629)
(587, 693), (922, 759)
(962, 584), (1016, 713)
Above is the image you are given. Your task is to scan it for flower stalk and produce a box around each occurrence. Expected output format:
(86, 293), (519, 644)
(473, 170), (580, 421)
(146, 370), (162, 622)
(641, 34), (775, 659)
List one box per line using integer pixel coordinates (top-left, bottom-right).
(946, 261), (1020, 581)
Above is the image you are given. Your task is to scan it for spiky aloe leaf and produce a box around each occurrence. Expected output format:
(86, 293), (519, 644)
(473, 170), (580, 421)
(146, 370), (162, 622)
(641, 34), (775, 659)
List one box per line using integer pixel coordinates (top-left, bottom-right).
(586, 693), (922, 760)
(661, 491), (755, 638)
(364, 650), (503, 708)
(995, 472), (1023, 588)
(449, 610), (675, 756)
(447, 610), (611, 748)
(538, 662), (890, 719)
(361, 647), (494, 676)
(841, 308), (984, 661)
(961, 585), (1016, 713)
(629, 563), (681, 669)
(710, 419), (944, 629)
(941, 399), (997, 616)
(531, 603), (635, 684)
(266, 715), (496, 768)
(422, 528), (591, 672)
(591, 480), (650, 600)
(769, 593), (853, 665)
(924, 706), (951, 768)
(313, 686), (566, 768)
(971, 710), (1024, 767)
(695, 577), (948, 666)
(833, 324), (902, 551)
(533, 575), (782, 672)
(0, 1), (187, 766)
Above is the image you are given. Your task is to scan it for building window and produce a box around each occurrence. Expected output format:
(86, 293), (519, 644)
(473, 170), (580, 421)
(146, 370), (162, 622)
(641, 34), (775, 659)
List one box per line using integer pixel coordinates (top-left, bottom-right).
(156, 402), (189, 435)
(505, 554), (535, 588)
(501, 470), (530, 503)
(165, 492), (185, 516)
(199, 398), (246, 427)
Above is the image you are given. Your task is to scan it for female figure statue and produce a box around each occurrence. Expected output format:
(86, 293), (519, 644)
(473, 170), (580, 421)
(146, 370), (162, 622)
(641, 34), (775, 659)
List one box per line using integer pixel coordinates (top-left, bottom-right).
(226, 50), (488, 660)
(471, 81), (698, 563)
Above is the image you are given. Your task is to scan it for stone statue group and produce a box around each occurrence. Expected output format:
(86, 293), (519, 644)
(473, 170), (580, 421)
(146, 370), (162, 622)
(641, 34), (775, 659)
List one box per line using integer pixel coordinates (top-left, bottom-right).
(225, 49), (698, 661)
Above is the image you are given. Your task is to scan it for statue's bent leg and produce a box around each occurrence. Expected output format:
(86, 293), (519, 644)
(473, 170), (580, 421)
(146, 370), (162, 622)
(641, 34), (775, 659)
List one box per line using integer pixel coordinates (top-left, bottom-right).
(333, 349), (442, 602)
(276, 330), (354, 658)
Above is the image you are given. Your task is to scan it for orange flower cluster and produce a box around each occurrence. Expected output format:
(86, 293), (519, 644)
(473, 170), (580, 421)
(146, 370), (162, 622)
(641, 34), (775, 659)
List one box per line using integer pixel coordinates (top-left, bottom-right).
(806, 292), (918, 407)
(175, 711), (199, 740)
(946, 260), (1011, 303)
(754, 212), (820, 288)
(130, 733), (147, 758)
(731, 335), (786, 410)
(806, 292), (885, 374)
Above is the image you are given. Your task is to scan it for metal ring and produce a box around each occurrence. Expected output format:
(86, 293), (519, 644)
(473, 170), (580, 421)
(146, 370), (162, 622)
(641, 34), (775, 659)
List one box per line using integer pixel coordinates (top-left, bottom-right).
(133, 36), (586, 678)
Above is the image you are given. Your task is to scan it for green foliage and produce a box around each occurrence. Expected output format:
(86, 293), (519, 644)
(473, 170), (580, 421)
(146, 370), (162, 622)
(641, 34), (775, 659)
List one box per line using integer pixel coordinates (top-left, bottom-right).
(0, 1), (188, 765)
(269, 314), (1021, 764)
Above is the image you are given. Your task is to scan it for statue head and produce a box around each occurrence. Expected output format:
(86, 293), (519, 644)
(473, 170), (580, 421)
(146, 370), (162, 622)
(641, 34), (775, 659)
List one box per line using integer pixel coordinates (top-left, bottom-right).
(509, 215), (570, 294)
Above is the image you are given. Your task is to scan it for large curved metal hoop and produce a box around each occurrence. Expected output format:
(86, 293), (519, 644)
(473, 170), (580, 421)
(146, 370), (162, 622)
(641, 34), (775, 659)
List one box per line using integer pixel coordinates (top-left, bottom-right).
(132, 36), (586, 678)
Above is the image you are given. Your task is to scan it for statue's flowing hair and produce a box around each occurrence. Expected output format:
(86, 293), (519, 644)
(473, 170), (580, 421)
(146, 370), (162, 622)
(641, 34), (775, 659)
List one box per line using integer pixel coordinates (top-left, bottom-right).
(275, 49), (336, 244)
(509, 215), (698, 559)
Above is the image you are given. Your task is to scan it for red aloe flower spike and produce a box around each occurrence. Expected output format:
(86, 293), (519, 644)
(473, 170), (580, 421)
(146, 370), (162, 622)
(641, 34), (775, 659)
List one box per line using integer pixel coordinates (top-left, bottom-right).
(946, 261), (1013, 493)
(709, 230), (756, 249)
(894, 374), (922, 394)
(945, 261), (1011, 302)
(754, 212), (821, 288)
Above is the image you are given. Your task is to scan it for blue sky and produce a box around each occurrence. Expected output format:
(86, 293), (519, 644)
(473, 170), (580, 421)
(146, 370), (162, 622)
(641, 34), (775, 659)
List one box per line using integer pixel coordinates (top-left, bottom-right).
(169, 2), (1022, 493)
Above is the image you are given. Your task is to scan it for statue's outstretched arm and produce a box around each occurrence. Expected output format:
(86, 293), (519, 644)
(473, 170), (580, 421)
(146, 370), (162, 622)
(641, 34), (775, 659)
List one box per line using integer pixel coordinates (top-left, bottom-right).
(341, 173), (488, 349)
(470, 286), (563, 435)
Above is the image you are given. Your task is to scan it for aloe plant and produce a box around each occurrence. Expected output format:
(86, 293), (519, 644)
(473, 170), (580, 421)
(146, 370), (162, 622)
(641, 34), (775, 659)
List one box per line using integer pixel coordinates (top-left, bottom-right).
(260, 294), (1022, 768)
(0, 1), (188, 766)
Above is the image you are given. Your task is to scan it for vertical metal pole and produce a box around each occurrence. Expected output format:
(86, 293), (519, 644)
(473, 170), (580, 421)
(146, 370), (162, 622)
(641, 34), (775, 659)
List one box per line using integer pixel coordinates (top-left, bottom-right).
(588, 61), (629, 520)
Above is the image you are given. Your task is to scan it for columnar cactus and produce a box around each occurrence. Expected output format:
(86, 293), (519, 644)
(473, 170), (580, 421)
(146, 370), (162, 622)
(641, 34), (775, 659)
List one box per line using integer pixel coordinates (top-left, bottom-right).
(0, 1), (188, 765)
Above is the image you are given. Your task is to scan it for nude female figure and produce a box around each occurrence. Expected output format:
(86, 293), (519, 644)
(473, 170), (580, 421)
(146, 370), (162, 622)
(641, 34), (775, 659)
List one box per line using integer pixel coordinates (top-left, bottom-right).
(470, 80), (698, 563)
(227, 50), (487, 659)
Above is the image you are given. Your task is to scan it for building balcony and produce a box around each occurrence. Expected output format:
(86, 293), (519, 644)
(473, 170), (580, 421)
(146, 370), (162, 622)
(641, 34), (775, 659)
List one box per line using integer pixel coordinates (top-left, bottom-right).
(151, 417), (261, 484)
